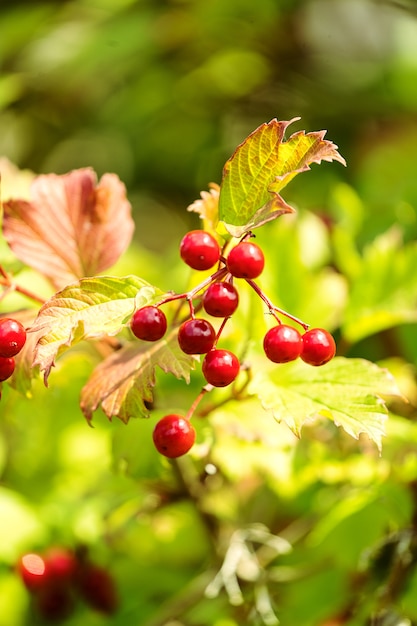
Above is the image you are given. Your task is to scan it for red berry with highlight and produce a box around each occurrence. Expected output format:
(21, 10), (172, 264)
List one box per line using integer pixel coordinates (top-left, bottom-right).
(0, 356), (15, 382)
(301, 328), (336, 366)
(178, 318), (215, 354)
(131, 306), (167, 341)
(203, 282), (239, 318)
(153, 414), (196, 458)
(202, 349), (240, 387)
(17, 553), (48, 592)
(263, 325), (303, 363)
(180, 230), (220, 271)
(0, 318), (26, 357)
(227, 242), (265, 279)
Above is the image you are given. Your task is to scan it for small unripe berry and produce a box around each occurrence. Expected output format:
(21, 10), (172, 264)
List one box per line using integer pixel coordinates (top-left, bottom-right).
(227, 242), (265, 279)
(301, 328), (336, 366)
(153, 414), (196, 458)
(263, 325), (303, 363)
(180, 230), (220, 271)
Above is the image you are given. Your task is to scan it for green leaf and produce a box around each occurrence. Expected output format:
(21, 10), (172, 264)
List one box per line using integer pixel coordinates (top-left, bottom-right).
(249, 357), (402, 452)
(218, 118), (346, 237)
(80, 328), (196, 423)
(30, 275), (164, 381)
(342, 228), (417, 342)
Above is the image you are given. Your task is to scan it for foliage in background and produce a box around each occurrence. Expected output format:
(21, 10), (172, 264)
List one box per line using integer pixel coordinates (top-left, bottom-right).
(1, 1), (417, 625)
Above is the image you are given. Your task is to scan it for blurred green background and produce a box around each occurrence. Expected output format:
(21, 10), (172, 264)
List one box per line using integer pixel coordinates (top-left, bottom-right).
(2, 1), (417, 625)
(2, 0), (417, 248)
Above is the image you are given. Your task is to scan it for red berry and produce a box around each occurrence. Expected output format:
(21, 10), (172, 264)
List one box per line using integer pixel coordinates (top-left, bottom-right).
(35, 585), (74, 621)
(43, 548), (77, 584)
(263, 325), (303, 363)
(227, 242), (265, 279)
(301, 328), (336, 366)
(153, 414), (196, 458)
(180, 230), (220, 271)
(203, 282), (239, 318)
(17, 553), (48, 592)
(0, 318), (26, 358)
(131, 306), (167, 341)
(202, 349), (240, 387)
(178, 318), (215, 354)
(0, 356), (15, 382)
(78, 563), (118, 615)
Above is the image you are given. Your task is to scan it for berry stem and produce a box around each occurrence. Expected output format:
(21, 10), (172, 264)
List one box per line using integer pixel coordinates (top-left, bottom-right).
(156, 267), (228, 313)
(213, 317), (230, 347)
(245, 278), (310, 330)
(186, 386), (212, 420)
(0, 265), (47, 305)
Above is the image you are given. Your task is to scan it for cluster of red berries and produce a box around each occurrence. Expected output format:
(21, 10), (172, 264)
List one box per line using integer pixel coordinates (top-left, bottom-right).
(17, 547), (118, 621)
(0, 317), (27, 382)
(130, 230), (336, 460)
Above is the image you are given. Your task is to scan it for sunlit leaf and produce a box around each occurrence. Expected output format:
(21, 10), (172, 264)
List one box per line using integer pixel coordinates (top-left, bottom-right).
(2, 168), (134, 288)
(30, 275), (163, 382)
(80, 328), (195, 424)
(250, 357), (402, 452)
(342, 228), (417, 342)
(187, 183), (221, 237)
(218, 118), (346, 237)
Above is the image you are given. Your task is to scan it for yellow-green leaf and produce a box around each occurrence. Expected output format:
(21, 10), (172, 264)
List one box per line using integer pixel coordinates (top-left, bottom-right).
(218, 118), (346, 237)
(250, 357), (402, 452)
(30, 275), (164, 382)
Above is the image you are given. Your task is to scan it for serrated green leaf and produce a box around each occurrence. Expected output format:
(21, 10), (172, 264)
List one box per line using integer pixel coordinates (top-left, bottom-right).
(342, 228), (417, 342)
(80, 328), (196, 424)
(250, 357), (402, 452)
(30, 275), (164, 381)
(218, 118), (346, 237)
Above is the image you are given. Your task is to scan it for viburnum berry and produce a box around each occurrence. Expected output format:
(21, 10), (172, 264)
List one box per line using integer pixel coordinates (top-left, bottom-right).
(203, 281), (239, 318)
(202, 349), (240, 387)
(0, 317), (26, 358)
(263, 324), (303, 363)
(227, 241), (265, 279)
(153, 414), (196, 458)
(0, 356), (15, 382)
(180, 230), (220, 271)
(17, 553), (48, 592)
(35, 585), (75, 622)
(131, 306), (167, 341)
(301, 328), (336, 366)
(77, 563), (118, 615)
(178, 318), (215, 354)
(43, 547), (77, 584)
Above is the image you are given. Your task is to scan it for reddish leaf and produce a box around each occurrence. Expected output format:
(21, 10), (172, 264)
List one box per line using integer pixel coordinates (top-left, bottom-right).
(2, 168), (134, 288)
(80, 329), (195, 424)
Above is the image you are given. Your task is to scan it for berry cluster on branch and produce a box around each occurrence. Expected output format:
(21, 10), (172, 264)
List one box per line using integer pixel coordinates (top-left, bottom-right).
(130, 229), (336, 460)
